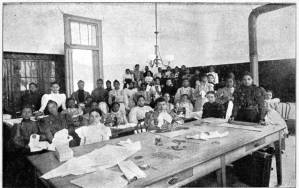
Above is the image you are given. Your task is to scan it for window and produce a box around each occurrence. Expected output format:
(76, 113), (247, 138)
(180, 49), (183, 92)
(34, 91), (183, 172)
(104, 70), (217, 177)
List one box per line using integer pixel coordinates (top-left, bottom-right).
(2, 52), (64, 115)
(64, 14), (103, 96)
(19, 60), (55, 91)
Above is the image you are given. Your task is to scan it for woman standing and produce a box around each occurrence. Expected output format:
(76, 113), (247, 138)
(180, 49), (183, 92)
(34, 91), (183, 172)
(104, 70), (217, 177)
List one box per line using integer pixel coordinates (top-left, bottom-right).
(231, 72), (266, 124)
(38, 81), (66, 114)
(108, 80), (127, 114)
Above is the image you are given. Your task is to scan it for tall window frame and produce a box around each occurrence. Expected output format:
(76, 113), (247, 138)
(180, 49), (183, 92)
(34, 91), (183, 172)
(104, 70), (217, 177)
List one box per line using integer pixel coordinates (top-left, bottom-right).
(63, 14), (103, 96)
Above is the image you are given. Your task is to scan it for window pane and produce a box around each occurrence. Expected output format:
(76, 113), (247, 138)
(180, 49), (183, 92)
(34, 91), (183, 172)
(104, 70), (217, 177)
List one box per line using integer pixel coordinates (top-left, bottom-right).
(50, 61), (56, 78)
(79, 23), (88, 45)
(20, 78), (39, 91)
(87, 24), (92, 45)
(71, 21), (80, 45)
(20, 78), (28, 91)
(20, 61), (26, 77)
(91, 25), (96, 46)
(72, 49), (93, 93)
(27, 61), (38, 77)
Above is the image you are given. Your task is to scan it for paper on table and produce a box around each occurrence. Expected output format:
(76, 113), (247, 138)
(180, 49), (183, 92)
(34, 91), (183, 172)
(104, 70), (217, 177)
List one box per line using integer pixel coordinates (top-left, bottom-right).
(210, 123), (262, 132)
(70, 169), (127, 188)
(112, 123), (137, 129)
(201, 118), (227, 124)
(186, 131), (229, 140)
(41, 141), (141, 179)
(118, 160), (146, 182)
(155, 127), (197, 138)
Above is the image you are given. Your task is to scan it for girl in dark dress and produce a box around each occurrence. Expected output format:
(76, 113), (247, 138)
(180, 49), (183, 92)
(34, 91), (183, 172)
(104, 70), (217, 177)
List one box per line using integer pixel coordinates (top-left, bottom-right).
(231, 71), (266, 124)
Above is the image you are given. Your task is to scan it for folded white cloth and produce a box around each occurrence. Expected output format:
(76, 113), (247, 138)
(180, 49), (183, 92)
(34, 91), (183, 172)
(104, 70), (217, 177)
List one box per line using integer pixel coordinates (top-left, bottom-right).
(186, 131), (229, 141)
(118, 160), (146, 182)
(28, 134), (54, 152)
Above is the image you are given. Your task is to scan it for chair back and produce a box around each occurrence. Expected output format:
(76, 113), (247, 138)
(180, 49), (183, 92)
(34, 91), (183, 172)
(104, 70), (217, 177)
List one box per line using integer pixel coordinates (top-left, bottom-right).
(278, 102), (291, 120)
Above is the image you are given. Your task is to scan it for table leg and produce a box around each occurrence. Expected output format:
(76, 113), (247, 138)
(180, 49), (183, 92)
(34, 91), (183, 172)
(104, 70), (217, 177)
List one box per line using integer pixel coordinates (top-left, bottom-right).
(33, 167), (38, 188)
(216, 156), (227, 187)
(274, 133), (282, 186)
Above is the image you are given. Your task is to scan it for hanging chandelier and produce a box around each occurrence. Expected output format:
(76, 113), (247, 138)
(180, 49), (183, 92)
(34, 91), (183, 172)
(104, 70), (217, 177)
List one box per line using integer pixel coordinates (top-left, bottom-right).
(148, 3), (174, 68)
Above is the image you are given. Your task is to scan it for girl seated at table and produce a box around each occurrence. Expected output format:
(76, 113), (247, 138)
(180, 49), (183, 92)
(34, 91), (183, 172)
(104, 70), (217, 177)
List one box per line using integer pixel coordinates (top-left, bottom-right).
(62, 98), (83, 121)
(264, 89), (288, 134)
(62, 98), (83, 127)
(202, 91), (225, 119)
(39, 100), (80, 147)
(12, 105), (39, 150)
(75, 109), (111, 145)
(163, 92), (174, 113)
(145, 97), (181, 131)
(105, 102), (128, 126)
(174, 94), (194, 118)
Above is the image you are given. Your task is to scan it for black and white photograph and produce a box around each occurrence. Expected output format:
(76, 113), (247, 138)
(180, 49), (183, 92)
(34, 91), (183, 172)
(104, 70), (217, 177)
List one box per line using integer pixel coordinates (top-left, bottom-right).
(1, 1), (296, 187)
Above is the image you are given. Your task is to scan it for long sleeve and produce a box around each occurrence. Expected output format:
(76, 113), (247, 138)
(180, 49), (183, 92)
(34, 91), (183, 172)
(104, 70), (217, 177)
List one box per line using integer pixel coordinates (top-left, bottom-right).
(202, 103), (208, 119)
(40, 119), (54, 142)
(61, 94), (67, 110)
(39, 94), (48, 112)
(232, 90), (240, 118)
(129, 108), (138, 123)
(108, 91), (113, 105)
(255, 88), (266, 121)
(174, 88), (181, 102)
(218, 103), (226, 118)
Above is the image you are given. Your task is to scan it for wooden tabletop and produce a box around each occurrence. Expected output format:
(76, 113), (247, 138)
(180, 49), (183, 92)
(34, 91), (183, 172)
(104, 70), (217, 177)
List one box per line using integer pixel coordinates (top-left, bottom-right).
(27, 120), (285, 188)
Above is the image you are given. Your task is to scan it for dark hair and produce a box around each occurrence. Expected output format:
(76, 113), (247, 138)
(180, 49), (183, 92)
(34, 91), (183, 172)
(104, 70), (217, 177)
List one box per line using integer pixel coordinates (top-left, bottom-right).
(206, 91), (216, 96)
(155, 97), (166, 105)
(91, 100), (98, 105)
(201, 73), (208, 78)
(29, 82), (38, 88)
(106, 80), (111, 83)
(181, 94), (189, 99)
(137, 95), (145, 101)
(86, 96), (93, 100)
(154, 77), (161, 81)
(113, 80), (120, 84)
(207, 74), (214, 78)
(77, 80), (84, 84)
(135, 64), (139, 67)
(111, 102), (120, 108)
(89, 108), (102, 116)
(182, 78), (189, 82)
(51, 81), (59, 86)
(66, 98), (75, 105)
(22, 105), (33, 112)
(140, 83), (146, 87)
(97, 78), (103, 82)
(65, 97), (75, 103)
(266, 89), (273, 93)
(47, 100), (58, 107)
(242, 71), (253, 78)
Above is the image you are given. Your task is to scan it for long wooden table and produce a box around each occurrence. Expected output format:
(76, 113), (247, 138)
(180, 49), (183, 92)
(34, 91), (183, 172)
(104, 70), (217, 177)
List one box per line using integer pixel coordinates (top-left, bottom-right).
(27, 120), (285, 187)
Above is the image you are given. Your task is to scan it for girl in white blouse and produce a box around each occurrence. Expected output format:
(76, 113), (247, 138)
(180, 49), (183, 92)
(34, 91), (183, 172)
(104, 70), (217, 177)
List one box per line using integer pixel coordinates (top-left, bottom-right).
(108, 80), (127, 114)
(75, 109), (111, 145)
(38, 82), (66, 113)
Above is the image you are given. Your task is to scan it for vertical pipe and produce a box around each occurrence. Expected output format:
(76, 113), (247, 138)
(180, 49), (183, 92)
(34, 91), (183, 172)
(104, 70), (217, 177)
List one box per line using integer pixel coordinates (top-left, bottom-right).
(248, 4), (293, 86)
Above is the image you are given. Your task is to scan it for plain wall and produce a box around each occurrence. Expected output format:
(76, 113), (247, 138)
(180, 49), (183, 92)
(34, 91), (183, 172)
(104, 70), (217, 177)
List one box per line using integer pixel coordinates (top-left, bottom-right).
(3, 3), (296, 84)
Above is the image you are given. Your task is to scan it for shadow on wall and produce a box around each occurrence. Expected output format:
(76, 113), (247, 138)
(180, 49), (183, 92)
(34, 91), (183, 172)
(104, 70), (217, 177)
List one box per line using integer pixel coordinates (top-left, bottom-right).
(190, 58), (296, 102)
